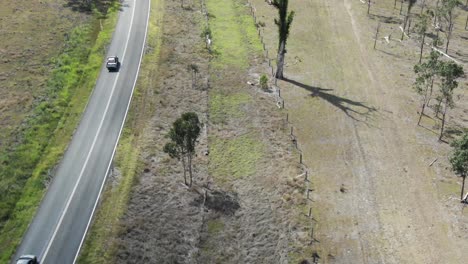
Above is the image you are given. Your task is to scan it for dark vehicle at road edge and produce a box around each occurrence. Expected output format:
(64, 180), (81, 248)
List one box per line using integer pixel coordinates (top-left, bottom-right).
(106, 56), (120, 72)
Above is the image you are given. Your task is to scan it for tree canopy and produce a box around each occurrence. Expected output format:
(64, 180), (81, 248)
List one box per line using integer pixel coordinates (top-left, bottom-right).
(450, 132), (468, 200)
(164, 112), (201, 187)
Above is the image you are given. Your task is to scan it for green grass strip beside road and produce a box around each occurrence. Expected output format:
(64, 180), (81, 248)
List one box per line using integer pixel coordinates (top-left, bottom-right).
(0, 3), (120, 262)
(78, 0), (164, 262)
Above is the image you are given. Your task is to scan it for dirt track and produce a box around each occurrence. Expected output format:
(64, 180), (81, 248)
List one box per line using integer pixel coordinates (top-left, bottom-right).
(251, 0), (468, 263)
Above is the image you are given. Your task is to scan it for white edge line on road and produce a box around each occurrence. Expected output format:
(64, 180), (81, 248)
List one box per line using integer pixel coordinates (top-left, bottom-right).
(72, 0), (151, 263)
(40, 0), (138, 262)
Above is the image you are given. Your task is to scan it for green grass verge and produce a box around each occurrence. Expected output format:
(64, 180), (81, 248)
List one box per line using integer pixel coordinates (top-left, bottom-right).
(206, 0), (265, 183)
(77, 0), (164, 262)
(209, 92), (252, 124)
(207, 219), (225, 234)
(0, 3), (120, 262)
(206, 0), (262, 69)
(209, 133), (263, 181)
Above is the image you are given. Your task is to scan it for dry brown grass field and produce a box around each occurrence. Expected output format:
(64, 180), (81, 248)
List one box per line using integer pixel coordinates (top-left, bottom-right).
(251, 0), (468, 263)
(0, 0), (88, 147)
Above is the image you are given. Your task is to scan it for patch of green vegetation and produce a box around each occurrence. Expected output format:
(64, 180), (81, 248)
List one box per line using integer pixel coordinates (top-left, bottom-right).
(0, 3), (121, 262)
(206, 0), (262, 69)
(207, 219), (224, 234)
(210, 92), (251, 124)
(209, 133), (263, 181)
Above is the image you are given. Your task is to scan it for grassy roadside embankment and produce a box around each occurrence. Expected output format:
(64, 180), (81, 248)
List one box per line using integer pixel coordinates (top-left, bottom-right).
(0, 3), (120, 262)
(77, 0), (165, 262)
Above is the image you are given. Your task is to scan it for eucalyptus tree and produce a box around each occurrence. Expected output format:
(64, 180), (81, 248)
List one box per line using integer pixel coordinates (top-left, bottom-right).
(163, 112), (201, 187)
(414, 12), (431, 62)
(413, 51), (441, 125)
(436, 60), (464, 140)
(272, 0), (295, 80)
(450, 132), (468, 201)
(401, 0), (417, 40)
(437, 0), (461, 53)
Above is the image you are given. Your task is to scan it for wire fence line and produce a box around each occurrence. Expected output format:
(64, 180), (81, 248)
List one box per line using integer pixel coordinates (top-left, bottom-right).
(200, 0), (317, 249)
(247, 0), (318, 250)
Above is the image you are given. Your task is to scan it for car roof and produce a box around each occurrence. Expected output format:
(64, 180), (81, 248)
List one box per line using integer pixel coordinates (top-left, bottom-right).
(16, 255), (36, 264)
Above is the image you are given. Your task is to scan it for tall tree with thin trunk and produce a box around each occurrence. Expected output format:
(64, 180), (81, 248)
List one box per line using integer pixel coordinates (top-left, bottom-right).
(436, 60), (464, 140)
(465, 13), (468, 30)
(414, 12), (431, 63)
(437, 0), (460, 53)
(272, 0), (295, 80)
(401, 0), (417, 40)
(420, 0), (427, 15)
(450, 132), (468, 201)
(413, 51), (441, 125)
(163, 112), (201, 187)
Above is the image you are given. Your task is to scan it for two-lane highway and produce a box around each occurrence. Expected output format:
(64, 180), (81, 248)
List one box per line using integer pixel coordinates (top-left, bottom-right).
(13, 0), (150, 263)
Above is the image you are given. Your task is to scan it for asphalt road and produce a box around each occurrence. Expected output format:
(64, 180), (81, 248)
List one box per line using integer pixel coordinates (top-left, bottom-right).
(12, 0), (150, 263)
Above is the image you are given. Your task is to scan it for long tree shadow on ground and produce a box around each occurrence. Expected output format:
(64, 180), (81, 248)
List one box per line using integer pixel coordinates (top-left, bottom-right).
(283, 78), (378, 124)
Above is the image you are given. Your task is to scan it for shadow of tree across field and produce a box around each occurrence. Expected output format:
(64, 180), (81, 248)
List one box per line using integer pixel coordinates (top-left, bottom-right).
(368, 13), (402, 24)
(283, 78), (378, 124)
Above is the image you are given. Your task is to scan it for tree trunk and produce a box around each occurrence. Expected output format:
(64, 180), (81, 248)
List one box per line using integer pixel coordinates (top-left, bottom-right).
(400, 0), (404, 15)
(407, 18), (412, 35)
(276, 41), (286, 79)
(420, 0), (426, 15)
(445, 35), (450, 54)
(429, 78), (434, 100)
(419, 33), (426, 63)
(418, 85), (430, 125)
(188, 154), (193, 187)
(465, 14), (468, 30)
(401, 15), (408, 40)
(435, 97), (443, 118)
(461, 175), (466, 201)
(439, 98), (447, 141)
(182, 157), (188, 185)
(418, 101), (426, 125)
(445, 22), (453, 54)
(367, 0), (371, 15)
(374, 22), (380, 49)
